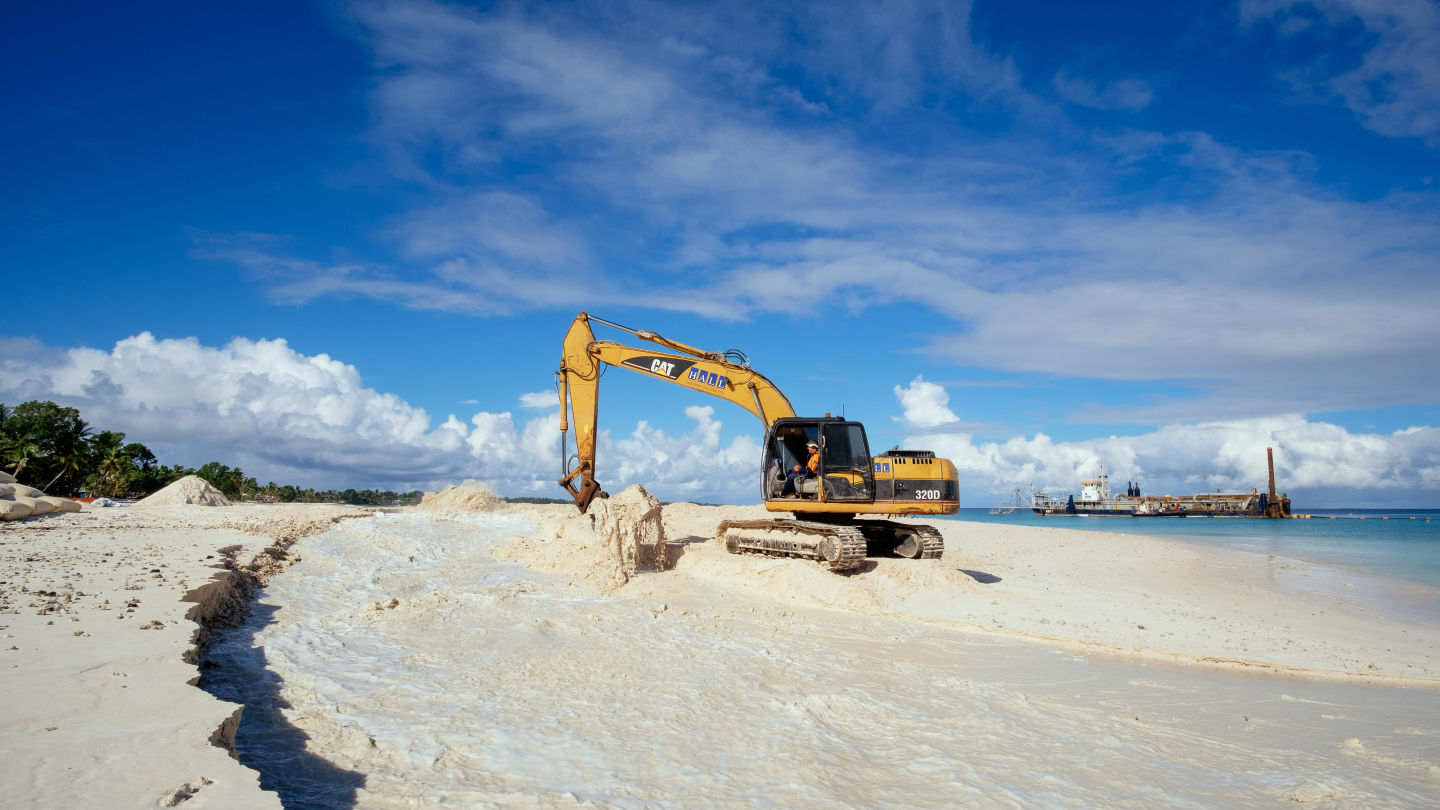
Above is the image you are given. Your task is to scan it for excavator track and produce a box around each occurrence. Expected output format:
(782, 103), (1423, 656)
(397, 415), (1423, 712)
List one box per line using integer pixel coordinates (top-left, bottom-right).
(856, 521), (945, 559)
(716, 519), (868, 572)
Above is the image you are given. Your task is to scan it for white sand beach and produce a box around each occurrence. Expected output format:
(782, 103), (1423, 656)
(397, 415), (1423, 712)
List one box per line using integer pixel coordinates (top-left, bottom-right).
(3, 487), (1437, 807)
(0, 501), (373, 808)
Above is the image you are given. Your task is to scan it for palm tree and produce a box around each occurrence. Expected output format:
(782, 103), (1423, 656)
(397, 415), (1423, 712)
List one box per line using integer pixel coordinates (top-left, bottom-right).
(88, 449), (137, 498)
(44, 448), (86, 493)
(227, 467), (247, 500)
(3, 438), (41, 477)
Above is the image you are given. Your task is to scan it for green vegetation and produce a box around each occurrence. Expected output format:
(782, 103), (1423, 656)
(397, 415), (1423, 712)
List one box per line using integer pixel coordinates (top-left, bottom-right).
(1, 400), (423, 505)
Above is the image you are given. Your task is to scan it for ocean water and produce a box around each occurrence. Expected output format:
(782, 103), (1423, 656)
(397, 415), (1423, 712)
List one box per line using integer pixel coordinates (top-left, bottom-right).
(950, 508), (1440, 592)
(199, 511), (1440, 809)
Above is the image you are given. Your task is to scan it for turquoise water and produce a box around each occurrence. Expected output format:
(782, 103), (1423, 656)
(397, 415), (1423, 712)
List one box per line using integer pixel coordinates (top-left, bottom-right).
(947, 508), (1440, 591)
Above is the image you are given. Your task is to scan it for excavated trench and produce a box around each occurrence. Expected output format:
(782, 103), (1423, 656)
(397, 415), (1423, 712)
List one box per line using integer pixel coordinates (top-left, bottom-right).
(183, 514), (372, 809)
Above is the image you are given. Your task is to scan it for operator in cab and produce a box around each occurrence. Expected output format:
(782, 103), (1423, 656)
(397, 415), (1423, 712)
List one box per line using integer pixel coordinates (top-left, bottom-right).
(781, 440), (820, 497)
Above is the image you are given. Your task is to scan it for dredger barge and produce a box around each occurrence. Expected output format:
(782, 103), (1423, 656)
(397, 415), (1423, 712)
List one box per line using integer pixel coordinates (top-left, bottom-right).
(1032, 448), (1292, 518)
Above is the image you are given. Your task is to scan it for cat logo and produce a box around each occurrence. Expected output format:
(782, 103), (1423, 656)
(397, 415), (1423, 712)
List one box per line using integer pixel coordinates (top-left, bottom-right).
(620, 356), (695, 380)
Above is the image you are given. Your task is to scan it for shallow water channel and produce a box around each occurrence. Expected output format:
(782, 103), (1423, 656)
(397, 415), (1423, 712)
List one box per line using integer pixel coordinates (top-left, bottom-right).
(202, 512), (1440, 809)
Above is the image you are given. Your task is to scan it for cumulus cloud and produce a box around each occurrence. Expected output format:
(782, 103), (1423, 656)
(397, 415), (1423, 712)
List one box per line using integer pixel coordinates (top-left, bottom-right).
(894, 376), (960, 429)
(0, 333), (745, 501)
(5, 334), (1435, 505)
(610, 405), (762, 500)
(893, 382), (1440, 508)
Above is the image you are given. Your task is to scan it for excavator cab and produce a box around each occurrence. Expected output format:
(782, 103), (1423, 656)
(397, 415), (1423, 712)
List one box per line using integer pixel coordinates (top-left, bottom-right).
(763, 417), (874, 504)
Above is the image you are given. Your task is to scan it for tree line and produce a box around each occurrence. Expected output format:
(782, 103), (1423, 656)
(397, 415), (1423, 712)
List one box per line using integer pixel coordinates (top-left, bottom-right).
(1, 400), (423, 506)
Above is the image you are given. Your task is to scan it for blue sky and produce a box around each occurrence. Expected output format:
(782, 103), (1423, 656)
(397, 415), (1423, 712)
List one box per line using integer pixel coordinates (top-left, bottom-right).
(3, 0), (1439, 506)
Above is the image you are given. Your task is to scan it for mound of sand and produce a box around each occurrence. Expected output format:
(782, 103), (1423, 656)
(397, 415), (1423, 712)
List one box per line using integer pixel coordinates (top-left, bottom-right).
(496, 484), (668, 593)
(134, 475), (232, 507)
(416, 480), (501, 514)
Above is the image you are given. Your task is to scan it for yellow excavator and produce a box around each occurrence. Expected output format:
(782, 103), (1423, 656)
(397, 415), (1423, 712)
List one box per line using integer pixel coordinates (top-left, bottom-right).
(557, 312), (960, 571)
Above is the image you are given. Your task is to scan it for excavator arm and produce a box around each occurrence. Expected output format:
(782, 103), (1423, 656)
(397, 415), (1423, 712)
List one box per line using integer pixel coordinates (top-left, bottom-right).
(557, 311), (796, 511)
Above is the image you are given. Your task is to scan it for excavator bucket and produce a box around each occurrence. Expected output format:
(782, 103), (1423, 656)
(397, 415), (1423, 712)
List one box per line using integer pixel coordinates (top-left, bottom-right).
(572, 478), (604, 513)
(559, 465), (606, 513)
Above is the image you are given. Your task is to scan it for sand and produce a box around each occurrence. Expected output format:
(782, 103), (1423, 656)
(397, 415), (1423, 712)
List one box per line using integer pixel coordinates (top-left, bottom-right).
(496, 484), (671, 591)
(414, 479), (502, 514)
(0, 501), (375, 808)
(495, 497), (1440, 684)
(3, 492), (1437, 807)
(134, 475), (233, 507)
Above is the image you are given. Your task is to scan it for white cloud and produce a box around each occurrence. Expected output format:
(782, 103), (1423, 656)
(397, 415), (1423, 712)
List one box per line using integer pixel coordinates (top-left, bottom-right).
(894, 382), (1440, 507)
(1053, 69), (1155, 111)
(0, 333), (744, 501)
(5, 334), (1436, 506)
(609, 405), (761, 500)
(205, 1), (1439, 424)
(894, 376), (960, 429)
(518, 391), (557, 409)
(1242, 0), (1440, 144)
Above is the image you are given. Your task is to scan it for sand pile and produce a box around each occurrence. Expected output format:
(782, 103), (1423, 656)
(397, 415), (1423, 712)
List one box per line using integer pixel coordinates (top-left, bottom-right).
(496, 484), (668, 593)
(415, 480), (501, 515)
(134, 475), (232, 507)
(0, 476), (83, 521)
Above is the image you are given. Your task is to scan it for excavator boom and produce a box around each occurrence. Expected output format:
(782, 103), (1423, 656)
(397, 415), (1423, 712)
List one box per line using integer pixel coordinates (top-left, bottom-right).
(558, 311), (795, 511)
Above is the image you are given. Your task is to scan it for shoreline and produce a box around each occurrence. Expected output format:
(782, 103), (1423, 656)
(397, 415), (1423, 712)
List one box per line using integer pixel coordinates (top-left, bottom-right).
(3, 497), (1438, 806)
(946, 523), (1440, 687)
(949, 508), (1440, 594)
